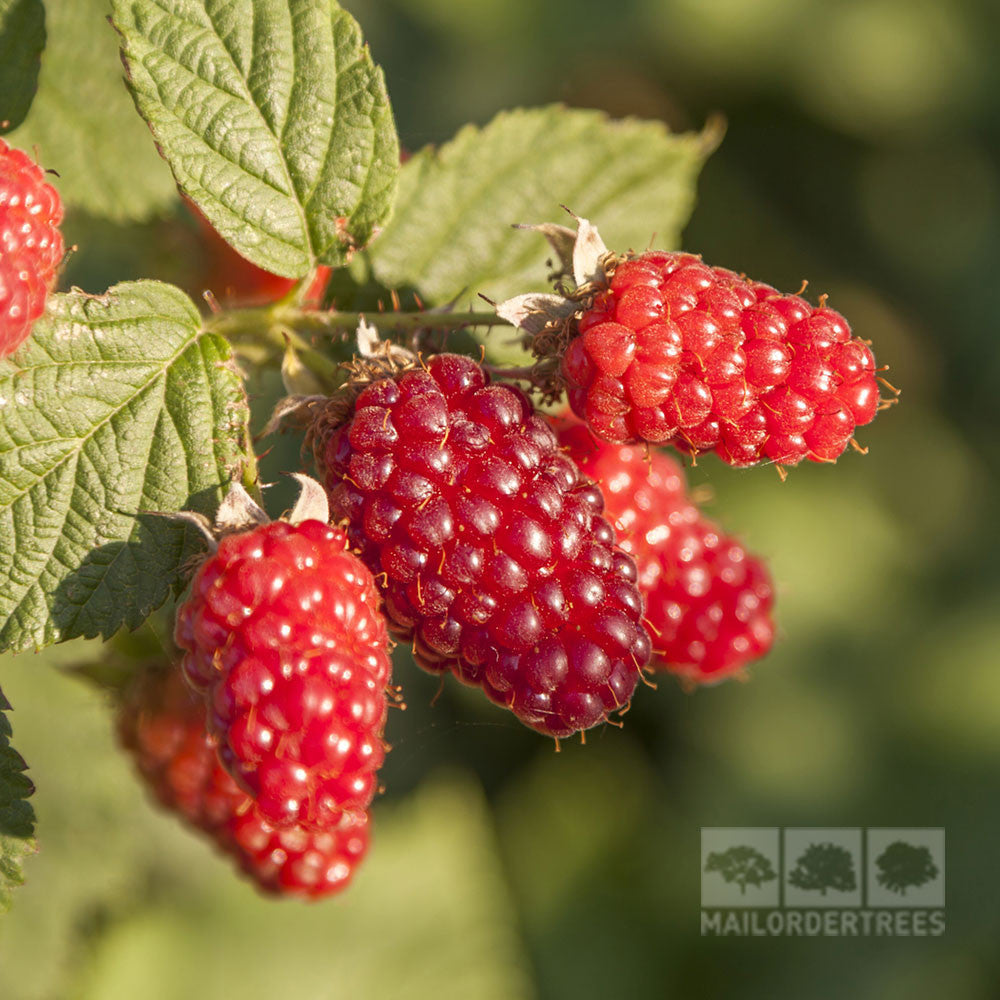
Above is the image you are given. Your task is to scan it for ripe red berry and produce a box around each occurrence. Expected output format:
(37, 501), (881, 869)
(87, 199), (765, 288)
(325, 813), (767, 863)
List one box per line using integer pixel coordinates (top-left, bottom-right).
(558, 251), (886, 466)
(118, 667), (370, 899)
(174, 518), (392, 829)
(558, 421), (775, 683)
(0, 138), (64, 358)
(318, 352), (652, 738)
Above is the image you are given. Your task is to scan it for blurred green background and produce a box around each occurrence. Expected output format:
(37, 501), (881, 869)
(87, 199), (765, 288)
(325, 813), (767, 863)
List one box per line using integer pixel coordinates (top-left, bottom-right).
(3, 0), (1000, 997)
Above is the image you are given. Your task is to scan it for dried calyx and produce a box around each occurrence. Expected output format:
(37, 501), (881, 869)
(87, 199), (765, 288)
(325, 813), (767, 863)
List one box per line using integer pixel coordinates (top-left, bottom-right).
(263, 318), (420, 466)
(167, 475), (330, 552)
(496, 215), (621, 399)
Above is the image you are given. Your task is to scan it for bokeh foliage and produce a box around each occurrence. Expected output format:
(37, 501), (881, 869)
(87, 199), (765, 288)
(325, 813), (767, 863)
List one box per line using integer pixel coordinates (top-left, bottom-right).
(2, 0), (999, 997)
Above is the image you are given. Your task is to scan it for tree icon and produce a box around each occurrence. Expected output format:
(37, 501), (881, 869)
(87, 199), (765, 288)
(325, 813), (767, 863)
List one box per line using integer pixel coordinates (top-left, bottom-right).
(875, 841), (939, 895)
(704, 845), (777, 895)
(787, 842), (857, 895)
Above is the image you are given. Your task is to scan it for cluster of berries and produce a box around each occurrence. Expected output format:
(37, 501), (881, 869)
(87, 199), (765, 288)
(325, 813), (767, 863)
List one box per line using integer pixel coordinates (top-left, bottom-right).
(6, 164), (886, 899)
(118, 216), (891, 900)
(119, 341), (782, 899)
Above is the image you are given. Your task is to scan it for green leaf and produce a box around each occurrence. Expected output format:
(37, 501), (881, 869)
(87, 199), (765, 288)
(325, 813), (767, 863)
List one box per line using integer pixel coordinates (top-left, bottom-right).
(7, 0), (178, 221)
(0, 282), (254, 654)
(0, 684), (36, 914)
(368, 106), (719, 305)
(0, 0), (45, 135)
(111, 0), (399, 278)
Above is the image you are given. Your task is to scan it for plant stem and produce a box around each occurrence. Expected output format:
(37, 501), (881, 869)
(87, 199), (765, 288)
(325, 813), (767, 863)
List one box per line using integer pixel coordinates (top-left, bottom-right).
(208, 304), (514, 387)
(209, 306), (509, 342)
(484, 364), (536, 380)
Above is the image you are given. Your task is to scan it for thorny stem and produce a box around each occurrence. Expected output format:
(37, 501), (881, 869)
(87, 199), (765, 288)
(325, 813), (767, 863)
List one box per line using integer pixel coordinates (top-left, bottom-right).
(210, 306), (510, 339)
(483, 364), (536, 380)
(206, 303), (514, 386)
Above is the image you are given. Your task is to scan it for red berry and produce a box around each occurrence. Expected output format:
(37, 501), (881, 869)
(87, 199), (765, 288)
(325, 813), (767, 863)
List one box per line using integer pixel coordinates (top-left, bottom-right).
(190, 205), (330, 306)
(318, 353), (652, 738)
(558, 251), (886, 466)
(174, 519), (392, 829)
(0, 139), (64, 357)
(558, 420), (775, 683)
(118, 668), (370, 899)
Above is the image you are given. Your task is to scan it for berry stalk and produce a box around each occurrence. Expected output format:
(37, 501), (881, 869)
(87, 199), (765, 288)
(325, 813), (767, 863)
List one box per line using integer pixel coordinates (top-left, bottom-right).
(208, 305), (509, 345)
(206, 305), (512, 391)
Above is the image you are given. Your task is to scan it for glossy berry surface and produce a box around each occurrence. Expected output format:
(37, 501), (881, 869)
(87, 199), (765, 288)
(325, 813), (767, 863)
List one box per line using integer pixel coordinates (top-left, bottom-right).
(118, 667), (370, 899)
(321, 353), (652, 738)
(561, 251), (882, 466)
(175, 519), (391, 829)
(559, 421), (775, 683)
(0, 138), (64, 357)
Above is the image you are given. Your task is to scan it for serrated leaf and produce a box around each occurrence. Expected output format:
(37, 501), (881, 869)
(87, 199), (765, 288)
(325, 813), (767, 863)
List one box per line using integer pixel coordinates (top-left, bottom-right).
(7, 0), (177, 221)
(368, 106), (719, 305)
(0, 0), (45, 135)
(0, 282), (254, 653)
(111, 0), (399, 278)
(0, 684), (36, 913)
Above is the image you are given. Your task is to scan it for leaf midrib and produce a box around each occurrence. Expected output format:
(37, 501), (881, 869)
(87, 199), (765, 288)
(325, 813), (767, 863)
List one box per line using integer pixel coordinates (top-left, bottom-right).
(136, 0), (315, 262)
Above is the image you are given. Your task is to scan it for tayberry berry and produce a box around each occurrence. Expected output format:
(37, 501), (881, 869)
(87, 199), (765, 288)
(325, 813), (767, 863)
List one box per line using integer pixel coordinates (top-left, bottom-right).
(174, 494), (392, 830)
(118, 667), (370, 899)
(559, 420), (775, 683)
(317, 352), (652, 738)
(553, 250), (887, 466)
